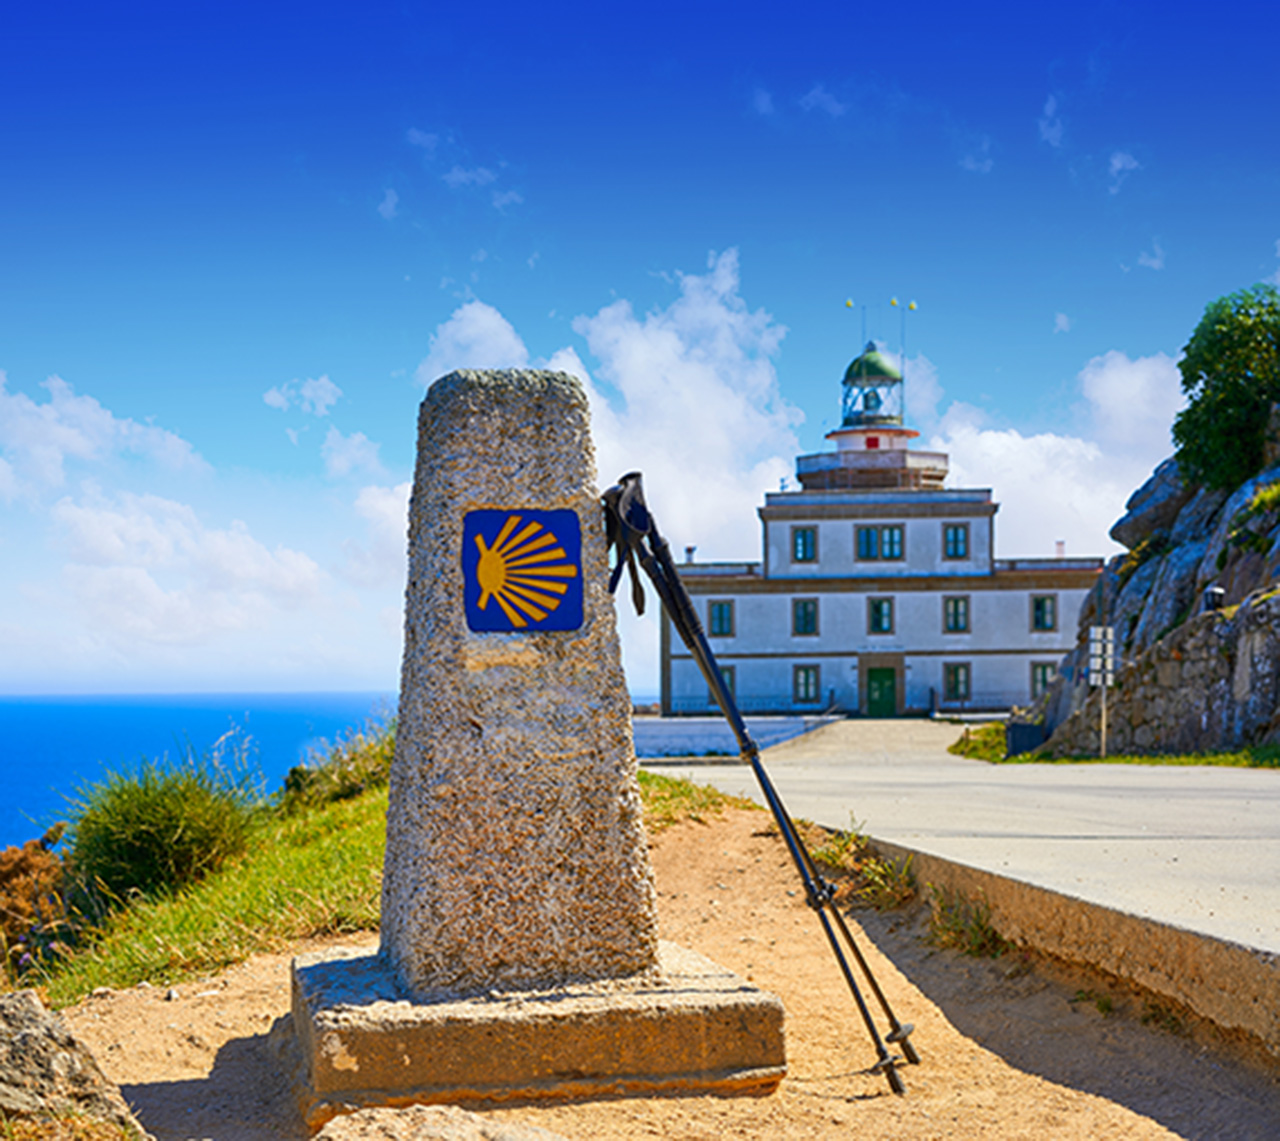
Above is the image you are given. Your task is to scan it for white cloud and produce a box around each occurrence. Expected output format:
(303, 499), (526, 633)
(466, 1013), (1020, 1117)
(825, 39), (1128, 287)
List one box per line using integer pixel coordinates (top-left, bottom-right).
(1077, 349), (1183, 456)
(0, 375), (408, 690)
(442, 165), (496, 189)
(752, 88), (775, 116)
(377, 188), (399, 220)
(960, 137), (994, 174)
(903, 353), (944, 430)
(50, 490), (325, 645)
(1054, 312), (1072, 334)
(1138, 240), (1165, 270)
(928, 349), (1183, 558)
(568, 251), (802, 693)
(570, 248), (800, 558)
(406, 128), (438, 153)
(340, 481), (411, 588)
(0, 372), (205, 497)
(492, 189), (523, 211)
(1038, 95), (1064, 147)
(1108, 150), (1140, 194)
(321, 426), (383, 478)
(933, 409), (1122, 558)
(799, 84), (846, 117)
(300, 376), (341, 416)
(262, 375), (342, 416)
(415, 300), (530, 384)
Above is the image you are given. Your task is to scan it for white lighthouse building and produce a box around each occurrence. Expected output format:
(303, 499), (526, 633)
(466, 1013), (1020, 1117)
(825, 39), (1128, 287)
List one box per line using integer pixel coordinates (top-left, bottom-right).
(661, 344), (1101, 716)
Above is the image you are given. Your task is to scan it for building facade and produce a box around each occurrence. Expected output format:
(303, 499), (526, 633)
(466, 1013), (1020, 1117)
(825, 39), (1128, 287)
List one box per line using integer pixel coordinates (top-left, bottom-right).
(661, 344), (1102, 716)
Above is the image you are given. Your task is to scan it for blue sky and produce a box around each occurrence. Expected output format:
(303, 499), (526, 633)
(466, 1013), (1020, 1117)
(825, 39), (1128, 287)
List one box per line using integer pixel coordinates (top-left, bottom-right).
(2, 1), (1278, 695)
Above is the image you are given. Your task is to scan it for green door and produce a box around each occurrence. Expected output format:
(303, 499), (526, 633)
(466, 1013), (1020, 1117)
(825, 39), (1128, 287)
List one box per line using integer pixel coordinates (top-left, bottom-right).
(867, 668), (896, 718)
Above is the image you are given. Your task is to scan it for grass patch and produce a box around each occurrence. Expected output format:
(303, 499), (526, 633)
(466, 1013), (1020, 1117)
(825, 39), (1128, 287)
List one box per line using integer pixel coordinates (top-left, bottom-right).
(40, 789), (388, 1007)
(999, 744), (1280, 768)
(948, 722), (1006, 762)
(1141, 999), (1187, 1036)
(926, 886), (1011, 958)
(280, 720), (396, 813)
(635, 769), (757, 832)
(1072, 988), (1114, 1016)
(856, 852), (917, 911)
(791, 816), (917, 911)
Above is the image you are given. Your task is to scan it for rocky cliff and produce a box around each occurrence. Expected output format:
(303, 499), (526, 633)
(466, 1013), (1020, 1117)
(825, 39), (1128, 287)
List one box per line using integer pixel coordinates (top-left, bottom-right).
(1038, 419), (1280, 755)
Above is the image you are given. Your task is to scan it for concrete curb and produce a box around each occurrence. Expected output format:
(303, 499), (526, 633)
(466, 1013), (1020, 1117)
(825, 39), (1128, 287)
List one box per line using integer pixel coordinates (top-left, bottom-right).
(872, 837), (1280, 1064)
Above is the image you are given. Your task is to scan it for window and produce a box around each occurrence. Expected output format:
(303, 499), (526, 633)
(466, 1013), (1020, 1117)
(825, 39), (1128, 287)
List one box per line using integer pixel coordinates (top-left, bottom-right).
(709, 665), (735, 704)
(1032, 595), (1058, 631)
(868, 597), (894, 634)
(944, 523), (969, 560)
(943, 595), (970, 633)
(792, 598), (818, 636)
(1031, 662), (1056, 699)
(856, 526), (878, 560)
(881, 525), (903, 560)
(792, 526), (817, 563)
(944, 662), (971, 702)
(708, 600), (734, 637)
(856, 524), (903, 561)
(793, 664), (820, 703)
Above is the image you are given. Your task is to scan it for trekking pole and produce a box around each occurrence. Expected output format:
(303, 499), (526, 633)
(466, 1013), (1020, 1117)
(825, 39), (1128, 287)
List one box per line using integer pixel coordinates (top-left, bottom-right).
(603, 472), (916, 1094)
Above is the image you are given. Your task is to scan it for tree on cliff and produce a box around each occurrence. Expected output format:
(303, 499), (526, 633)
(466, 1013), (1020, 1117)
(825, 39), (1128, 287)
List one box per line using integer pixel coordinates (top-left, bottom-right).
(1172, 283), (1280, 489)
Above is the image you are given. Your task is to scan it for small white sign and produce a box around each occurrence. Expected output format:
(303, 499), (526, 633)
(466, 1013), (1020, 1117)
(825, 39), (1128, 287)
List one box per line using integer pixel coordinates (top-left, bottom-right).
(1088, 625), (1115, 686)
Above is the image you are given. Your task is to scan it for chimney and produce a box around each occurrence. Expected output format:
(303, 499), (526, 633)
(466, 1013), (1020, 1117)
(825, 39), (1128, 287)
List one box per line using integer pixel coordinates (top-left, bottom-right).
(685, 546), (696, 564)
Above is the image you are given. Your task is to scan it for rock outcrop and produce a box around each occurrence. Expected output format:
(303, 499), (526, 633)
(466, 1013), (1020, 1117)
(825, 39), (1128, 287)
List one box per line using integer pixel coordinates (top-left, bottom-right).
(0, 989), (149, 1137)
(1038, 446), (1280, 754)
(1042, 589), (1280, 756)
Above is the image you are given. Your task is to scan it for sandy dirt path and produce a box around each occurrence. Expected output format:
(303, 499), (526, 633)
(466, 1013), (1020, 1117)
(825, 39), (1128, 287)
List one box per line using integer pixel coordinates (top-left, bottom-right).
(65, 809), (1280, 1140)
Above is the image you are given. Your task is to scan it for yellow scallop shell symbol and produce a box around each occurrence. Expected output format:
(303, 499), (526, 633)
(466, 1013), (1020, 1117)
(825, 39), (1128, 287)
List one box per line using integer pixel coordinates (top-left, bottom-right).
(474, 514), (579, 629)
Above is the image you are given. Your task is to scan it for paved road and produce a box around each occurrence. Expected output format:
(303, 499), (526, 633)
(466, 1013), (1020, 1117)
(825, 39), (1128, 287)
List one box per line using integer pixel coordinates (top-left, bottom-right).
(643, 719), (1280, 955)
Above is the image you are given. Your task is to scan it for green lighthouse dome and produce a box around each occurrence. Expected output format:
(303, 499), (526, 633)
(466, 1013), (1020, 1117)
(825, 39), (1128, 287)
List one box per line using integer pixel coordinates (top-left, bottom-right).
(843, 341), (903, 383)
(841, 340), (904, 426)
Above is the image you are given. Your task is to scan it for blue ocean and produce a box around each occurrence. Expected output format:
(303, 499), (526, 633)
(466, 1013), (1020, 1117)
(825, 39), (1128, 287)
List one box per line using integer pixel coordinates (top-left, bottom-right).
(0, 692), (396, 851)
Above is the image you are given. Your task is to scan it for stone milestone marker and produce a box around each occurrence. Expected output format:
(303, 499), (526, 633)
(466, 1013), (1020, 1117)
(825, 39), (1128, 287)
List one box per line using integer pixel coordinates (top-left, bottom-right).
(289, 370), (784, 1129)
(382, 368), (656, 992)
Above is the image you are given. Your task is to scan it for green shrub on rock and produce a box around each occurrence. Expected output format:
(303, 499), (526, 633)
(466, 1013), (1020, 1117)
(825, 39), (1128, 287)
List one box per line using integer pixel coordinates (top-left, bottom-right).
(1173, 284), (1280, 490)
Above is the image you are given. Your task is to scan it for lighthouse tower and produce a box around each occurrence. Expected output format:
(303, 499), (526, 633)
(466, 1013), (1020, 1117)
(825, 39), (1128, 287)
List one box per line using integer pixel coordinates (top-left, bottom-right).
(796, 341), (948, 491)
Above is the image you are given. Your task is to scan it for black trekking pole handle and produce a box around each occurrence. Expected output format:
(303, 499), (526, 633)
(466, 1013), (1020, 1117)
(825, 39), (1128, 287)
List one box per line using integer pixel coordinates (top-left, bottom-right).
(603, 472), (908, 1094)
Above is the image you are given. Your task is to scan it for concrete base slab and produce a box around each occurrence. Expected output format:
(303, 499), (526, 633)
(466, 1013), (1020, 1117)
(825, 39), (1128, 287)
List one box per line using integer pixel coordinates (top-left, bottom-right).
(289, 941), (785, 1131)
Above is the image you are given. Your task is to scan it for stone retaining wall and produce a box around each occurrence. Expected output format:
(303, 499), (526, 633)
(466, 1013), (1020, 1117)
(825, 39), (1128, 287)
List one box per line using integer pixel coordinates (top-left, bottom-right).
(1042, 588), (1280, 757)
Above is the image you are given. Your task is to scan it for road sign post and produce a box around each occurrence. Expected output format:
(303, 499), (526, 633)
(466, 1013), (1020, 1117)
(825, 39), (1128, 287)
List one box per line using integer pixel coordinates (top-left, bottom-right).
(1088, 626), (1115, 758)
